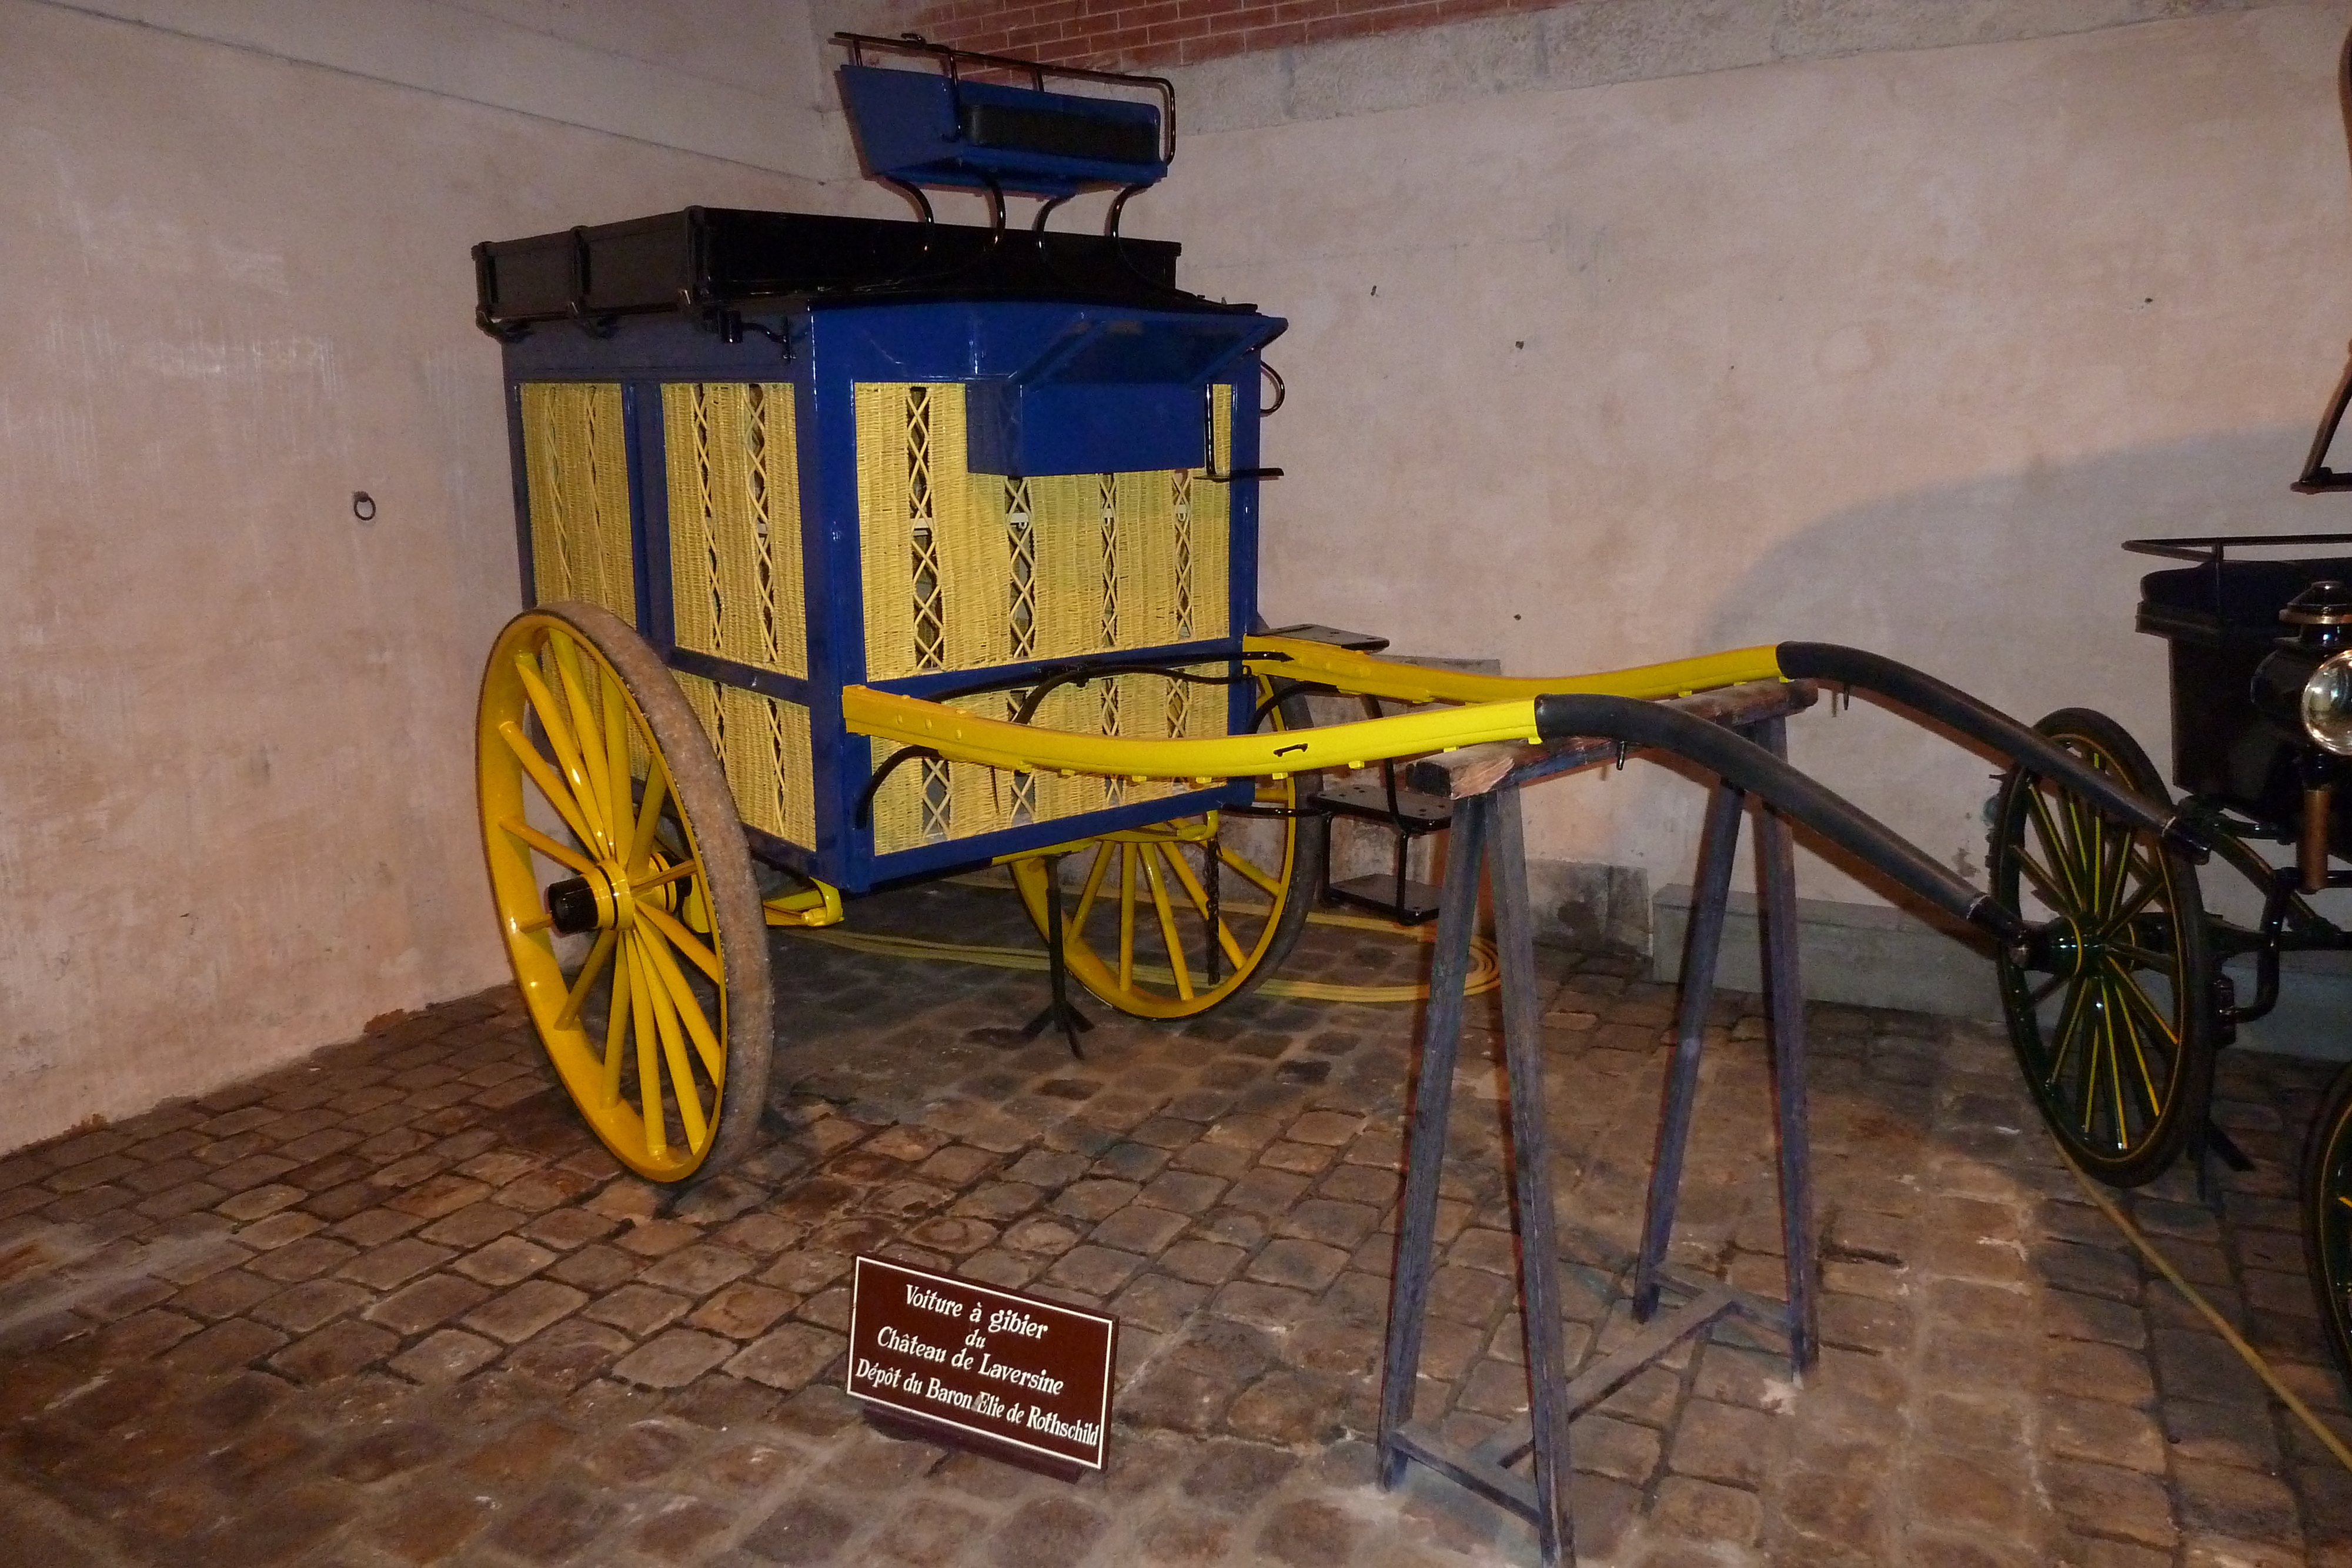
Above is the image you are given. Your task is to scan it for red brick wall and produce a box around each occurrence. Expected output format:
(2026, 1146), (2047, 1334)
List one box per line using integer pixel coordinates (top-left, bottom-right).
(909, 0), (1564, 72)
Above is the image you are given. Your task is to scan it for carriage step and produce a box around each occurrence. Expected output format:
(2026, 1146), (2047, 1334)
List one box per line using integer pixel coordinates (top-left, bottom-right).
(1327, 873), (1445, 925)
(1313, 777), (1454, 830)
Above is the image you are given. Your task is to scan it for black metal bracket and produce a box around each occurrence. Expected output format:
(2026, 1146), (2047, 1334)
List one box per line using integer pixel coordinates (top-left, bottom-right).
(1018, 855), (1094, 1057)
(1201, 382), (1282, 484)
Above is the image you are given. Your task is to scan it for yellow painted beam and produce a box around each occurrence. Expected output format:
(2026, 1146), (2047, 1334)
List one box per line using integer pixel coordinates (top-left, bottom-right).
(844, 684), (1546, 780)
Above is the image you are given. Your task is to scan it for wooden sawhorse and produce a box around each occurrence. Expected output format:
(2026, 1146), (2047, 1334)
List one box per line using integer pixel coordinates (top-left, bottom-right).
(1377, 679), (1821, 1566)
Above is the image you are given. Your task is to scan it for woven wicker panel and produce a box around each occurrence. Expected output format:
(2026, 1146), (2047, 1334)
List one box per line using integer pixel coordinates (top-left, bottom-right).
(854, 382), (1231, 678)
(520, 382), (636, 624)
(854, 379), (1241, 855)
(675, 671), (816, 848)
(663, 382), (807, 680)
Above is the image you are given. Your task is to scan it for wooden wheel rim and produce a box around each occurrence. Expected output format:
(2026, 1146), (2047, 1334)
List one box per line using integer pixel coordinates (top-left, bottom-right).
(1010, 778), (1302, 1020)
(476, 604), (767, 1181)
(1008, 677), (1315, 1020)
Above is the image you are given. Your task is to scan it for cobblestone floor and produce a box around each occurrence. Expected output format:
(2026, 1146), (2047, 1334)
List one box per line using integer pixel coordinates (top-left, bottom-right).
(1, 874), (2348, 1566)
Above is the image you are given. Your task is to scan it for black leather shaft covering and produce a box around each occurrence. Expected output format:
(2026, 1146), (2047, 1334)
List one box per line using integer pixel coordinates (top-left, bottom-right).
(1775, 641), (2196, 852)
(1529, 693), (2030, 944)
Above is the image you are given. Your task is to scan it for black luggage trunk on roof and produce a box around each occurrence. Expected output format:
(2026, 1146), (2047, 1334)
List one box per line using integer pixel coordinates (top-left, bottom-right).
(471, 206), (1231, 336)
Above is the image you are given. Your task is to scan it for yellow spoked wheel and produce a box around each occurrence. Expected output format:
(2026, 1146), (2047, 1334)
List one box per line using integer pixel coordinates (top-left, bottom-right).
(477, 603), (771, 1183)
(1008, 684), (1321, 1019)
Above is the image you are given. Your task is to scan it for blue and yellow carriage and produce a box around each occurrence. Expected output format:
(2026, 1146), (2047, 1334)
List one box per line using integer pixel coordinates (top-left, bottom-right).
(467, 37), (1798, 1185)
(466, 38), (2352, 1557)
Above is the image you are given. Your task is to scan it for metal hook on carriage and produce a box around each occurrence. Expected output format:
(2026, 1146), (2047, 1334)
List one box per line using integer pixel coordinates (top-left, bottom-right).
(1259, 360), (1287, 417)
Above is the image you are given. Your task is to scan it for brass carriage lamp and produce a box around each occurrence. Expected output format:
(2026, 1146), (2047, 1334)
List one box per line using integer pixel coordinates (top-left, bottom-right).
(2250, 579), (2352, 888)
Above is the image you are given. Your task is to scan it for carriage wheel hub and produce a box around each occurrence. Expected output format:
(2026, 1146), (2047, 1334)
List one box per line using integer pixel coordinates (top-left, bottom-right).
(544, 862), (639, 935)
(2035, 917), (2092, 979)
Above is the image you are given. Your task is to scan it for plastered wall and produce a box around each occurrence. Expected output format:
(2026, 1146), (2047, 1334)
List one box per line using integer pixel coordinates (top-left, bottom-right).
(11, 0), (2352, 1151)
(1130, 2), (2352, 918)
(0, 1), (826, 1152)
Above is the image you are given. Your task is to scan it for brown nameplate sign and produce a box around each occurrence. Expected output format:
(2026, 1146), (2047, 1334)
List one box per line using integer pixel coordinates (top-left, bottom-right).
(846, 1256), (1117, 1473)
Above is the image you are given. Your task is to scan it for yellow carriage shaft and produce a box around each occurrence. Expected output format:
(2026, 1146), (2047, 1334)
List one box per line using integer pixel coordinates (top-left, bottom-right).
(843, 642), (1786, 781)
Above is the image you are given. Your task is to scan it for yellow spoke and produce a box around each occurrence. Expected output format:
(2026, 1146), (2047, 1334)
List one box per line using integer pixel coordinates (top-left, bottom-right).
(1119, 844), (1138, 994)
(515, 654), (612, 854)
(1071, 842), (1114, 934)
(633, 860), (698, 895)
(638, 938), (712, 1154)
(626, 938), (667, 1161)
(1160, 842), (1250, 970)
(2083, 981), (2127, 1148)
(1217, 842), (1285, 898)
(2105, 967), (2167, 1118)
(2339, 1194), (2352, 1211)
(600, 934), (632, 1108)
(1141, 846), (1194, 1001)
(2104, 979), (2131, 1145)
(2106, 961), (2181, 1048)
(498, 723), (599, 853)
(637, 902), (721, 984)
(498, 814), (597, 878)
(2079, 991), (2107, 1140)
(2044, 975), (2093, 1091)
(636, 917), (726, 1082)
(603, 663), (636, 854)
(557, 929), (618, 1028)
(2060, 790), (2099, 910)
(628, 755), (671, 874)
(550, 634), (614, 841)
(2098, 818), (2136, 912)
(2102, 860), (2164, 934)
(2015, 847), (2069, 911)
(2026, 786), (2083, 909)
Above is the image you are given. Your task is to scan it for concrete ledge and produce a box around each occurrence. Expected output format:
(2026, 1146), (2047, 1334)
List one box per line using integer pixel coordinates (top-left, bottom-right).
(2223, 950), (2352, 1064)
(1652, 882), (1997, 1021)
(1652, 884), (2352, 1061)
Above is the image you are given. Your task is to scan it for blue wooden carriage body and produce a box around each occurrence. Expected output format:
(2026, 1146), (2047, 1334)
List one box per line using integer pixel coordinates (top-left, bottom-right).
(479, 212), (1285, 897)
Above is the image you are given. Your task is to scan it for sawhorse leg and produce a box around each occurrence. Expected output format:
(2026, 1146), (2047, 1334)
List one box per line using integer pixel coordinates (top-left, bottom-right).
(1629, 719), (1819, 1367)
(1377, 790), (1575, 1563)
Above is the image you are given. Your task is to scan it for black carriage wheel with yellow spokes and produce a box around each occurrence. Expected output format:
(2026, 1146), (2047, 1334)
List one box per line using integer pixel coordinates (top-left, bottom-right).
(476, 602), (773, 1183)
(1008, 680), (1321, 1019)
(2304, 1059), (2352, 1396)
(1991, 707), (2217, 1188)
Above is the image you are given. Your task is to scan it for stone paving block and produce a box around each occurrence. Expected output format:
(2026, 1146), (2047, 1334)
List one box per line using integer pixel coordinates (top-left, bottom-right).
(549, 1240), (640, 1292)
(586, 1282), (693, 1336)
(2, 892), (2345, 1567)
(505, 1316), (634, 1389)
(727, 1323), (847, 1390)
(451, 1232), (555, 1286)
(367, 1272), (492, 1336)
(269, 1318), (397, 1383)
(2047, 1458), (2180, 1550)
(387, 1328), (502, 1384)
(615, 1329), (737, 1389)
(462, 1277), (587, 1343)
(249, 1278), (370, 1335)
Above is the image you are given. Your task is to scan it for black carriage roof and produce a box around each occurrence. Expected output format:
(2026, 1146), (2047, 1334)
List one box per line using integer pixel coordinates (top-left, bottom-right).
(472, 206), (1257, 337)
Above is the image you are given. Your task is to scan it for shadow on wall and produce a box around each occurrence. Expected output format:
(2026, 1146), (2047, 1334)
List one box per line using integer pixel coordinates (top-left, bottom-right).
(1678, 423), (2347, 926)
